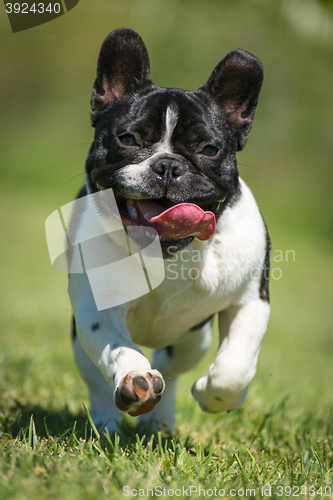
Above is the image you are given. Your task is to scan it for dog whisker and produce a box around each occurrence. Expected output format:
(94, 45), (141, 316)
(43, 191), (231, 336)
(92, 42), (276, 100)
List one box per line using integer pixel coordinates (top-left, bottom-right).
(61, 172), (85, 185)
(237, 162), (261, 171)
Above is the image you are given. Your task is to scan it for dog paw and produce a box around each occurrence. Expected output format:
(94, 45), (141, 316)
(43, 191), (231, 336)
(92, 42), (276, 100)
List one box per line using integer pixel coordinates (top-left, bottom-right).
(191, 375), (248, 413)
(114, 370), (165, 416)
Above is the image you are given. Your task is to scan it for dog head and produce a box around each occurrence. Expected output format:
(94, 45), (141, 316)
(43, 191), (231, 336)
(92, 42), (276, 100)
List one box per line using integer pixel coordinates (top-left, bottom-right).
(85, 28), (263, 252)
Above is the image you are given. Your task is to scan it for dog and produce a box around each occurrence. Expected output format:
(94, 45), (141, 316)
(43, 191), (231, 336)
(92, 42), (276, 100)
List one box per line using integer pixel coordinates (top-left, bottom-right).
(68, 28), (270, 433)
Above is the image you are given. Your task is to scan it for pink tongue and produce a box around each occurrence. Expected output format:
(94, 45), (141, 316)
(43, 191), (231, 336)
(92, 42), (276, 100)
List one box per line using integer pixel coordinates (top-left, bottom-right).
(136, 200), (216, 241)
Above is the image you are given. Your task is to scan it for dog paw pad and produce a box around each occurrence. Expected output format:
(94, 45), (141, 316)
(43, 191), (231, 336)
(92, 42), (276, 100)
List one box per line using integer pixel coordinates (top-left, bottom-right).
(115, 371), (164, 416)
(152, 374), (164, 394)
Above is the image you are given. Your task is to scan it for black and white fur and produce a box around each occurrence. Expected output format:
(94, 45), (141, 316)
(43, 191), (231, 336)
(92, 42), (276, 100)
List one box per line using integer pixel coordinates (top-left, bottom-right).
(69, 28), (270, 433)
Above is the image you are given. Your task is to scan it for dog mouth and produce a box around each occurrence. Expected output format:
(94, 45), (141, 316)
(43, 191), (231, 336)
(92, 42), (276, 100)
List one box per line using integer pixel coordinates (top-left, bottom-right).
(94, 176), (224, 247)
(113, 195), (222, 247)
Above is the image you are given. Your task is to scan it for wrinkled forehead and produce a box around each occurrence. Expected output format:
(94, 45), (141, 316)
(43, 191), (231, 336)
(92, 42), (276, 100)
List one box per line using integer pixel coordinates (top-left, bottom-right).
(117, 88), (223, 139)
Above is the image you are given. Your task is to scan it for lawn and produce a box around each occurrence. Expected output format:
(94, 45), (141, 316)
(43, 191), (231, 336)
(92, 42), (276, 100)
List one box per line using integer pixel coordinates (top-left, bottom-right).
(1, 0), (333, 498)
(0, 154), (332, 500)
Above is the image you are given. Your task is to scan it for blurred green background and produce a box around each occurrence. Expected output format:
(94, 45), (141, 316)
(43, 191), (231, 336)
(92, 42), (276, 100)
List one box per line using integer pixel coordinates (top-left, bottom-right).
(0, 0), (332, 426)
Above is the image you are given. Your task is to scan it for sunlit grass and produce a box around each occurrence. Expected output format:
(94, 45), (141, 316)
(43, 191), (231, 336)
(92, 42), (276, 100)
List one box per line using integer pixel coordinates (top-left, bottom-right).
(1, 0), (333, 496)
(1, 189), (332, 498)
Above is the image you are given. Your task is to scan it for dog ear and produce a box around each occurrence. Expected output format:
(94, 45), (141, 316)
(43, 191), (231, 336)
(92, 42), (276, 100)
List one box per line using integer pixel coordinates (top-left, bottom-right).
(199, 50), (264, 150)
(91, 28), (153, 124)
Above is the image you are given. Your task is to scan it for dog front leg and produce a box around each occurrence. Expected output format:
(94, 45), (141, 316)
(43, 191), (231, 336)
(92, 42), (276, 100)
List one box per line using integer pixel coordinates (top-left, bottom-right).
(72, 293), (165, 422)
(192, 299), (270, 413)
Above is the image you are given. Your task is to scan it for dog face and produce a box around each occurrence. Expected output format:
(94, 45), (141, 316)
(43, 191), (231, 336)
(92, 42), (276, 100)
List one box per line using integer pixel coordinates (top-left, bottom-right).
(85, 28), (263, 251)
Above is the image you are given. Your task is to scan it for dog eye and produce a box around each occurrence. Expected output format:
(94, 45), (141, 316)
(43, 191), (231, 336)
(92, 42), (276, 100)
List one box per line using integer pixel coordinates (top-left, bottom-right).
(201, 146), (218, 157)
(120, 134), (137, 147)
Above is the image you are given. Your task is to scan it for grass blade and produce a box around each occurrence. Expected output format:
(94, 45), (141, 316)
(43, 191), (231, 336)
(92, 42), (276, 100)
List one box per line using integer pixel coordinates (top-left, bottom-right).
(82, 402), (100, 440)
(28, 414), (38, 450)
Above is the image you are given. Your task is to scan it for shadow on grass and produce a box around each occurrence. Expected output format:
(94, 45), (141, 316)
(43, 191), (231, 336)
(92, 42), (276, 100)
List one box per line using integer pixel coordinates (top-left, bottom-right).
(0, 387), (216, 457)
(0, 397), (85, 439)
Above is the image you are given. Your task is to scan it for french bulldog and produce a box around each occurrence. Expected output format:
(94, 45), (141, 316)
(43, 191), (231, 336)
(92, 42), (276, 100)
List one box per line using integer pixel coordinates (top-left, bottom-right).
(68, 28), (271, 433)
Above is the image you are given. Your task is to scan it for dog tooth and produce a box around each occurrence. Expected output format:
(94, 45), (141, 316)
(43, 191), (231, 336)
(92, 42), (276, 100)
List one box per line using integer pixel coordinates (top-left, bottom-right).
(145, 230), (155, 239)
(214, 197), (227, 212)
(127, 199), (138, 220)
(212, 201), (221, 212)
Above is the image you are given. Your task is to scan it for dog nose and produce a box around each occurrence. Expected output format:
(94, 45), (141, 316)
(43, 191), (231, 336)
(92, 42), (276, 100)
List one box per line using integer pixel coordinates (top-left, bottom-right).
(151, 158), (185, 180)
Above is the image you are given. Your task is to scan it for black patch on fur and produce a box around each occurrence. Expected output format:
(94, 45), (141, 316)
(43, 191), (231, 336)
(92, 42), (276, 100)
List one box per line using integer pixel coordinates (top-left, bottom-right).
(116, 347), (124, 359)
(259, 217), (271, 302)
(71, 316), (76, 341)
(190, 314), (214, 331)
(91, 322), (100, 332)
(224, 181), (242, 211)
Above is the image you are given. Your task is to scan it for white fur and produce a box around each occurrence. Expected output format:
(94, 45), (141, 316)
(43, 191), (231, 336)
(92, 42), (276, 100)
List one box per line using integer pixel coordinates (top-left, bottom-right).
(162, 105), (179, 150)
(68, 178), (270, 431)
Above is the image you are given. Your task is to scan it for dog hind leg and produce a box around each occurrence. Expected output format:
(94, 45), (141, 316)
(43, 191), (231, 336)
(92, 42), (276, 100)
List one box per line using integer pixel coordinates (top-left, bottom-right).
(139, 322), (212, 431)
(192, 300), (270, 413)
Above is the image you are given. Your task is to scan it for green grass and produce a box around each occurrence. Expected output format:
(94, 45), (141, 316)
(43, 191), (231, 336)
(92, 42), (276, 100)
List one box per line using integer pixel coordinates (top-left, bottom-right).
(0, 393), (332, 499)
(1, 0), (333, 497)
(0, 191), (332, 499)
